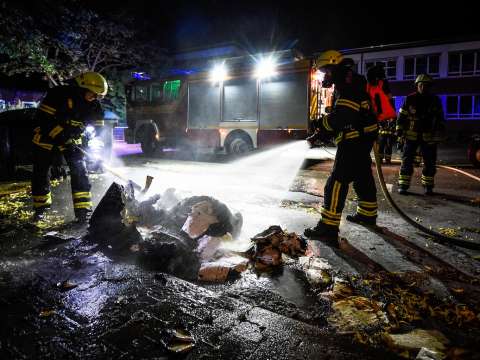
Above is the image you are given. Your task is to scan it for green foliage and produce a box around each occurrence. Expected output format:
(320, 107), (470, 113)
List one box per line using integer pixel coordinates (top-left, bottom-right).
(0, 0), (166, 85)
(104, 79), (127, 124)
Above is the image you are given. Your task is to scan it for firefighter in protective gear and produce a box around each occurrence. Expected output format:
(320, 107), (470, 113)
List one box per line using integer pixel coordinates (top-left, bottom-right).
(32, 72), (107, 222)
(304, 51), (378, 247)
(367, 64), (396, 164)
(396, 74), (445, 195)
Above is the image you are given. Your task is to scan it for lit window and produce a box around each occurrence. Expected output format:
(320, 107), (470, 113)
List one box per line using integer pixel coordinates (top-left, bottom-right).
(475, 95), (480, 115)
(163, 80), (181, 102)
(446, 94), (480, 119)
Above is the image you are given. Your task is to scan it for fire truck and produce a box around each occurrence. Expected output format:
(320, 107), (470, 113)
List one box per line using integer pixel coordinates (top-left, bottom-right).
(124, 50), (329, 155)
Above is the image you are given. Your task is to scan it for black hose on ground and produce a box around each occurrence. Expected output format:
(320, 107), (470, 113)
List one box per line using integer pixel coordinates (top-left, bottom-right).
(372, 142), (480, 251)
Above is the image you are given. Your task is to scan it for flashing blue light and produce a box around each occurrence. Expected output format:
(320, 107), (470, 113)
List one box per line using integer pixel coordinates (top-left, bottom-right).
(168, 68), (199, 76)
(104, 110), (120, 120)
(132, 72), (151, 80)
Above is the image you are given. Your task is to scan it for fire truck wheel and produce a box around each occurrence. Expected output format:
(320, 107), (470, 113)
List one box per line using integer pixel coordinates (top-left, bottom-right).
(226, 133), (253, 155)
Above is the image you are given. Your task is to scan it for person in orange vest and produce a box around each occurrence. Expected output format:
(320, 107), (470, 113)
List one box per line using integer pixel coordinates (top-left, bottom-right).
(366, 64), (397, 164)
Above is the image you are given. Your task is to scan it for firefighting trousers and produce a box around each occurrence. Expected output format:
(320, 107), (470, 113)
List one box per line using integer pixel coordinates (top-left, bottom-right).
(378, 134), (394, 161)
(398, 140), (437, 189)
(32, 145), (92, 214)
(378, 120), (395, 161)
(320, 139), (377, 230)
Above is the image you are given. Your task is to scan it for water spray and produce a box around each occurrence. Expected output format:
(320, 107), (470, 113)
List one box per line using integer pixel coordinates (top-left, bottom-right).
(76, 146), (154, 194)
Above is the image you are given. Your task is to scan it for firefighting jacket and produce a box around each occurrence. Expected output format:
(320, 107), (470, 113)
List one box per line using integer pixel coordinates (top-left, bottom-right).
(318, 74), (378, 144)
(396, 92), (445, 143)
(366, 79), (396, 121)
(33, 85), (103, 151)
(378, 119), (395, 136)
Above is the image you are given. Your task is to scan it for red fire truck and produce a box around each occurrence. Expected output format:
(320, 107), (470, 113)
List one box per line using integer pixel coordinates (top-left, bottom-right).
(124, 50), (327, 155)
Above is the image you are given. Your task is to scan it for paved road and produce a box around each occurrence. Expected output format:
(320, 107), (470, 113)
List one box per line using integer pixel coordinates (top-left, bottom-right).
(0, 142), (479, 359)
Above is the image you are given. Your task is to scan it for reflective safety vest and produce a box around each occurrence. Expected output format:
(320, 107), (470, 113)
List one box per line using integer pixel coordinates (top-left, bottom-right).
(366, 80), (396, 121)
(33, 85), (103, 151)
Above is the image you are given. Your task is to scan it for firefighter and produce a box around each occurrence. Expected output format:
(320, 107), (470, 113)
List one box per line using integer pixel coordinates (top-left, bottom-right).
(32, 72), (108, 222)
(304, 50), (378, 247)
(366, 64), (396, 164)
(396, 74), (445, 195)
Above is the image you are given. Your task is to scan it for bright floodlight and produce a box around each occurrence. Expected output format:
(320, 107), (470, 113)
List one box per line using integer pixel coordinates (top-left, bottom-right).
(312, 69), (324, 82)
(255, 57), (277, 79)
(210, 63), (227, 83)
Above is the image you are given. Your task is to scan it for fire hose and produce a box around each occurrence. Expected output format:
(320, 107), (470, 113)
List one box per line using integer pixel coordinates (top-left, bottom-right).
(75, 146), (154, 194)
(372, 143), (480, 250)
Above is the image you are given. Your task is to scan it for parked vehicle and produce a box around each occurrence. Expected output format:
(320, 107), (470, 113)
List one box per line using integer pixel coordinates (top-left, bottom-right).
(0, 108), (38, 178)
(125, 50), (322, 156)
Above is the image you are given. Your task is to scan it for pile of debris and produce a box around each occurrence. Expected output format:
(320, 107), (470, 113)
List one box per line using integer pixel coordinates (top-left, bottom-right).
(311, 269), (480, 359)
(247, 225), (309, 271)
(85, 182), (316, 283)
(86, 182), (244, 281)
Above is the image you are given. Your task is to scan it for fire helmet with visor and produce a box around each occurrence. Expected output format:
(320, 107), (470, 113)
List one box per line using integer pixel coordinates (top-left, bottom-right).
(75, 72), (108, 97)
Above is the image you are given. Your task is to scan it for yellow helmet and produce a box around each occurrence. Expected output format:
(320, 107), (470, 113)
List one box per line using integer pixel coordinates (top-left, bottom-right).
(316, 50), (343, 69)
(75, 72), (108, 96)
(415, 74), (433, 84)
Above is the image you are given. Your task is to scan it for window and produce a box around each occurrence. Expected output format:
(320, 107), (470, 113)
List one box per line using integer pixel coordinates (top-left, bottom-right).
(404, 54), (440, 80)
(365, 59), (397, 80)
(446, 95), (480, 119)
(150, 85), (162, 102)
(163, 80), (181, 102)
(447, 96), (458, 114)
(134, 86), (148, 102)
(475, 95), (480, 114)
(460, 96), (472, 114)
(404, 58), (414, 78)
(448, 51), (480, 76)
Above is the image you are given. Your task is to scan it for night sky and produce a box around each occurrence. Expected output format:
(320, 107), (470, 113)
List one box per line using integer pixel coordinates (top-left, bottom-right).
(89, 0), (479, 54)
(6, 0), (479, 54)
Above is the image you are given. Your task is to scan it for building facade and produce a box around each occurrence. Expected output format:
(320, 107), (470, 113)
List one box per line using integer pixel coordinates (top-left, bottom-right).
(338, 40), (480, 138)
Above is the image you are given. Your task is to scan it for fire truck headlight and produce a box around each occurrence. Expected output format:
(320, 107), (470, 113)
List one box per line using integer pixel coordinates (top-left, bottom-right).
(210, 63), (227, 83)
(255, 57), (277, 79)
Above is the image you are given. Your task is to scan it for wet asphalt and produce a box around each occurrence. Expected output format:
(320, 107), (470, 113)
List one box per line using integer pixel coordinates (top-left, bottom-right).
(1, 143), (479, 359)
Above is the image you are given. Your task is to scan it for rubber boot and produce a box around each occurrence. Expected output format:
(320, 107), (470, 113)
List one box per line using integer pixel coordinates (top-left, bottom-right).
(346, 213), (376, 227)
(304, 223), (339, 248)
(74, 208), (92, 224)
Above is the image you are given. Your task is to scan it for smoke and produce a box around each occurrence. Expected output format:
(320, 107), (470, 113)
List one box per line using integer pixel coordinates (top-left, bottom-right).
(104, 141), (309, 243)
